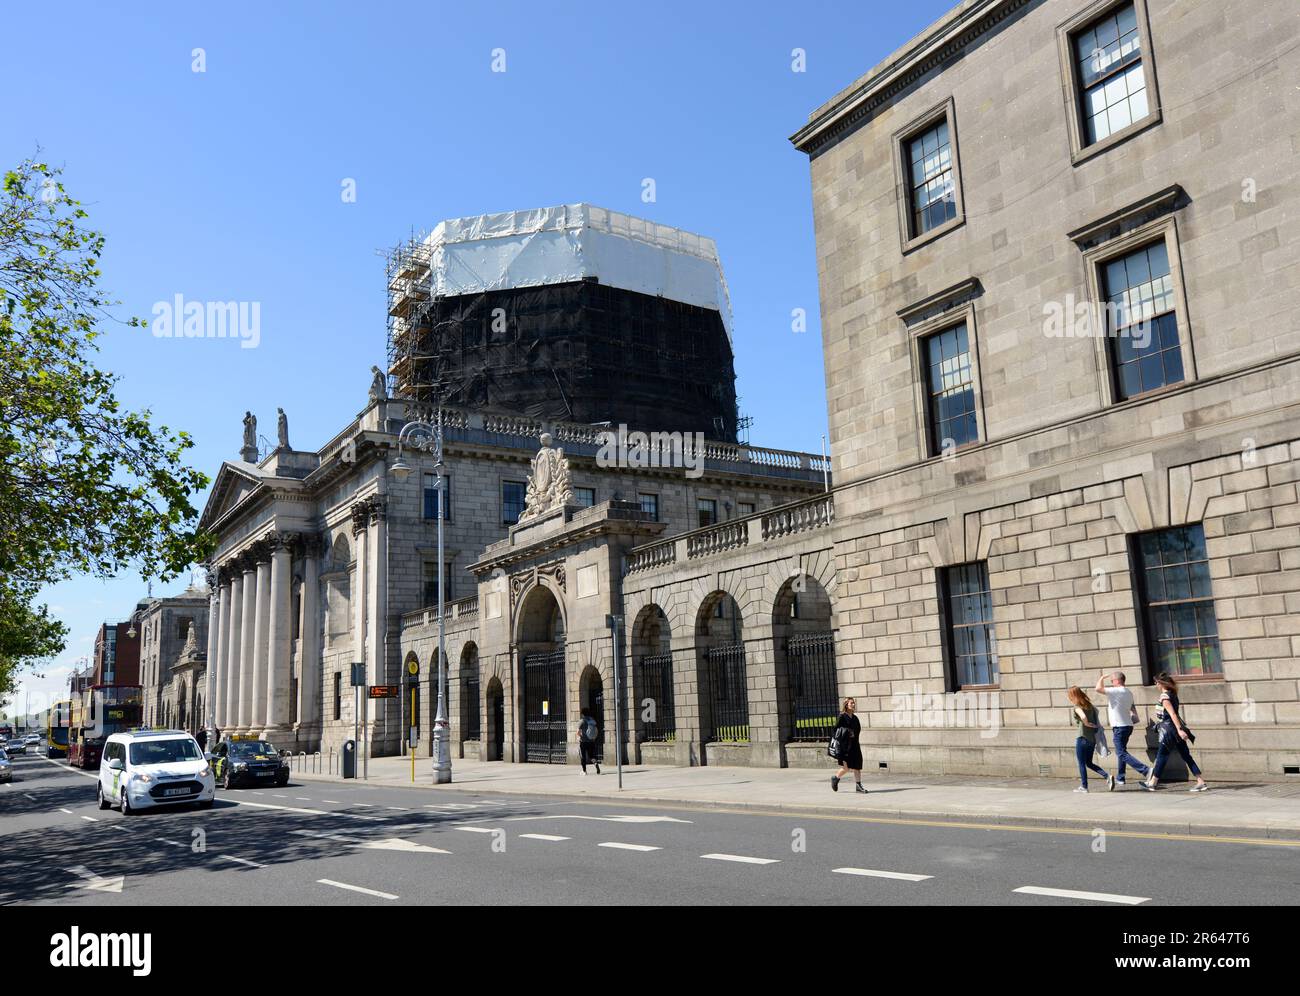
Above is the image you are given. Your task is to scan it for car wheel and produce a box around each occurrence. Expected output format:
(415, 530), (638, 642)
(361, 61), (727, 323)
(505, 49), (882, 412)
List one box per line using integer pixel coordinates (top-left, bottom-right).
(223, 770), (233, 790)
(119, 788), (133, 816)
(96, 783), (110, 811)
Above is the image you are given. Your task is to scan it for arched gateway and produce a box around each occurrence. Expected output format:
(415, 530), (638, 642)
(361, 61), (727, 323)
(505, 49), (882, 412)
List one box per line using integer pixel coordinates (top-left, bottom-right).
(516, 584), (567, 763)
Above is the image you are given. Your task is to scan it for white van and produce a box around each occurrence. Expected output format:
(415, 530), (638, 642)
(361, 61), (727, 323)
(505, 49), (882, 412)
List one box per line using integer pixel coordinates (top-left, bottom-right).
(97, 730), (216, 814)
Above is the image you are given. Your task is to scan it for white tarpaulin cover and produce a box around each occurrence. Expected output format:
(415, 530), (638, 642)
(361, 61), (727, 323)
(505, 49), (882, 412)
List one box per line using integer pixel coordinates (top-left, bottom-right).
(421, 204), (735, 342)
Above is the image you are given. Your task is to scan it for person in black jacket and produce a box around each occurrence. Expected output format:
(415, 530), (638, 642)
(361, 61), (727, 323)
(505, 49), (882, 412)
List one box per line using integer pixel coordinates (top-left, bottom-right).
(831, 697), (866, 794)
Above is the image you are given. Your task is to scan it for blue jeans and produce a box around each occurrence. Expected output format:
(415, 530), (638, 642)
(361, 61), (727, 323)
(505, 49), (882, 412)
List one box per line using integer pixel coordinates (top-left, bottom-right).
(1152, 728), (1201, 781)
(1075, 737), (1108, 788)
(1112, 725), (1150, 781)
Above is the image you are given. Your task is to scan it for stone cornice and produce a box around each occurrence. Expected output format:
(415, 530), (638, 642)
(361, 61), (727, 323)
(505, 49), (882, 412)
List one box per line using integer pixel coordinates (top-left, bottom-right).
(790, 0), (1035, 157)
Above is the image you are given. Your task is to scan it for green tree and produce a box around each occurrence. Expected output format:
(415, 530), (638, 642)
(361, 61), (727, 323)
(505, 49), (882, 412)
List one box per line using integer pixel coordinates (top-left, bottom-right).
(0, 156), (213, 691)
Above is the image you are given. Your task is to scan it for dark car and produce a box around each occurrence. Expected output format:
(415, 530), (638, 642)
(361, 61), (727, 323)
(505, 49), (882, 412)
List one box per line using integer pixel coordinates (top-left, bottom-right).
(5, 738), (27, 756)
(210, 739), (290, 789)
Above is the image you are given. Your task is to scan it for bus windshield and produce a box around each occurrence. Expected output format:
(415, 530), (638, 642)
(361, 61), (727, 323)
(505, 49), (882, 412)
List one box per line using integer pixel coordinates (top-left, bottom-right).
(129, 738), (201, 765)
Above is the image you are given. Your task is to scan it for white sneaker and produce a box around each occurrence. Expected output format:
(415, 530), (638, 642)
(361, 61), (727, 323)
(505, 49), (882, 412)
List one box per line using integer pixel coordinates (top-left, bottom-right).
(1073, 786), (1089, 793)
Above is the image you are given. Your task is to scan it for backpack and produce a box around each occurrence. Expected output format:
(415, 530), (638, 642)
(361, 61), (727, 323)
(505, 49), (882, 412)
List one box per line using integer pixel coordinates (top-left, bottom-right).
(581, 718), (599, 742)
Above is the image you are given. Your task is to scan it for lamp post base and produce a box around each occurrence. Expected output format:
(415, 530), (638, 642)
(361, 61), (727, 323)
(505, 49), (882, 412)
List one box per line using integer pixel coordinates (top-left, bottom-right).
(432, 724), (452, 784)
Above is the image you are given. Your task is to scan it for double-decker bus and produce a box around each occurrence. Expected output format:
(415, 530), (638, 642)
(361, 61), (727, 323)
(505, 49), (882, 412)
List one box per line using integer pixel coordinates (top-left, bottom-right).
(47, 700), (73, 759)
(67, 685), (143, 769)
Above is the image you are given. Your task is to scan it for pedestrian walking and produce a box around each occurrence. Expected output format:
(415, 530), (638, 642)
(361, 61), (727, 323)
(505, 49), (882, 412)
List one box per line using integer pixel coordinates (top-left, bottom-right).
(196, 728), (208, 752)
(1068, 686), (1113, 793)
(577, 707), (601, 775)
(829, 697), (866, 794)
(1145, 672), (1208, 792)
(1094, 670), (1148, 788)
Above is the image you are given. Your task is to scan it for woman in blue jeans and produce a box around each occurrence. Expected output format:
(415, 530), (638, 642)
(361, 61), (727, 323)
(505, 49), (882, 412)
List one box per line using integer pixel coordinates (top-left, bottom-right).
(1068, 686), (1113, 793)
(1145, 672), (1209, 792)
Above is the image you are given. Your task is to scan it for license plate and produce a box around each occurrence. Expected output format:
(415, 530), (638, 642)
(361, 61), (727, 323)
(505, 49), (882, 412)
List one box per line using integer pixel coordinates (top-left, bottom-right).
(164, 787), (190, 797)
(256, 771), (275, 777)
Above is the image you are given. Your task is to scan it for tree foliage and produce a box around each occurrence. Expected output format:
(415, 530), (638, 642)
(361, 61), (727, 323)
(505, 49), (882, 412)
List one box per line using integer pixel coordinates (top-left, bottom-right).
(0, 156), (213, 691)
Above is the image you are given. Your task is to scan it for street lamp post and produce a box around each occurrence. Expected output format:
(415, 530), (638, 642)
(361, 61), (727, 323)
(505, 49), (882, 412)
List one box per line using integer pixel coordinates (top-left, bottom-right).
(389, 407), (452, 784)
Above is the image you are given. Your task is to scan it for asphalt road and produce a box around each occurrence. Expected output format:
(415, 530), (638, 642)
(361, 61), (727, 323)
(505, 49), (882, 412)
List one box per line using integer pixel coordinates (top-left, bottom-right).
(2, 751), (1296, 906)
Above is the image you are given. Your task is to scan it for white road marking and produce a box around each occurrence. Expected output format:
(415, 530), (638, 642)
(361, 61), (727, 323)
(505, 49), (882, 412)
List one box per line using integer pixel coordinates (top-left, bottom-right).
(317, 879), (398, 900)
(223, 798), (326, 816)
(354, 802), (375, 808)
(519, 833), (570, 842)
(155, 838), (185, 848)
(833, 867), (932, 882)
(503, 814), (693, 824)
(272, 794), (288, 798)
(292, 829), (361, 844)
(295, 797), (312, 801)
(80, 816), (98, 823)
(216, 855), (265, 868)
(454, 826), (499, 834)
(422, 802), (481, 810)
(36, 756), (97, 780)
(1014, 885), (1149, 905)
(386, 806), (408, 811)
(23, 793), (37, 800)
(598, 842), (660, 852)
(701, 853), (780, 865)
(322, 799), (342, 804)
(363, 838), (450, 854)
(59, 808), (73, 815)
(63, 865), (124, 894)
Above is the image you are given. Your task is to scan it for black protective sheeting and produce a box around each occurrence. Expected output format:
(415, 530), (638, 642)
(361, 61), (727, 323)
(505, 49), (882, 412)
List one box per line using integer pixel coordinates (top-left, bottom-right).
(394, 279), (739, 441)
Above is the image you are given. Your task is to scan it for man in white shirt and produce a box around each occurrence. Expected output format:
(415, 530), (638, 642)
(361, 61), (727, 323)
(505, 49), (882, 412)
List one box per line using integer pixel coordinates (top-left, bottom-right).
(1095, 671), (1150, 787)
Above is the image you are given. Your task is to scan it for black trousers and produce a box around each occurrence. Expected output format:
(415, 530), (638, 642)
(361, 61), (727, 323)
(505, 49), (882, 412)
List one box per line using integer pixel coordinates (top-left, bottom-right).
(580, 741), (599, 768)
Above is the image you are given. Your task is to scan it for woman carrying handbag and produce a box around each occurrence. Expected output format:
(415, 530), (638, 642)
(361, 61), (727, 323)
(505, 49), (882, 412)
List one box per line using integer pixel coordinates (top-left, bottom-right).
(828, 697), (866, 794)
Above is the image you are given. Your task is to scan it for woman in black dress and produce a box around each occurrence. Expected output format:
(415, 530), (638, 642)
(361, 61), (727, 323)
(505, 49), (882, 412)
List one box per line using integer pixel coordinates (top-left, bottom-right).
(831, 697), (866, 793)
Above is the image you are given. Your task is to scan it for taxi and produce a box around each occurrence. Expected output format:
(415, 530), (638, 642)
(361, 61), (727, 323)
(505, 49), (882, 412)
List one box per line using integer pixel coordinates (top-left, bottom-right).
(96, 729), (215, 814)
(210, 735), (290, 789)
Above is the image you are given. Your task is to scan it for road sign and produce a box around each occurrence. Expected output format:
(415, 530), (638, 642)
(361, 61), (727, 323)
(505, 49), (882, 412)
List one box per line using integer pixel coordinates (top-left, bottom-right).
(368, 685), (399, 699)
(407, 659), (419, 676)
(351, 663), (365, 687)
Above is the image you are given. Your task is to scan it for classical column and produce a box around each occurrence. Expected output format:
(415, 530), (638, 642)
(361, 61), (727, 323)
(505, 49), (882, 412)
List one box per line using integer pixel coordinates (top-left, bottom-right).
(205, 569), (221, 742)
(251, 545), (272, 732)
(298, 535), (323, 743)
(368, 497), (389, 753)
(351, 502), (370, 749)
(263, 533), (293, 738)
(226, 571), (244, 733)
(212, 575), (229, 731)
(238, 558), (258, 732)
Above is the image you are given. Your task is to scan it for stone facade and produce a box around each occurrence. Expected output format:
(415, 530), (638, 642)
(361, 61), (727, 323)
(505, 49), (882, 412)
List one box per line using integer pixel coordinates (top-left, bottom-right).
(137, 587), (209, 733)
(766, 0), (1300, 778)
(202, 393), (828, 760)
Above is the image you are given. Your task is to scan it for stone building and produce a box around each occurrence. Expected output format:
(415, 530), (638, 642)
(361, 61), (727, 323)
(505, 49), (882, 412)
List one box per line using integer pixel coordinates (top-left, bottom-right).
(199, 206), (828, 761)
(200, 396), (827, 759)
(136, 586), (209, 732)
(748, 0), (1299, 778)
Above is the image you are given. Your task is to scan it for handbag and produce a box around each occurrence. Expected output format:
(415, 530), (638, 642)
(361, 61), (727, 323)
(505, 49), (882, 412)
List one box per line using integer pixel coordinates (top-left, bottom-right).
(827, 726), (848, 760)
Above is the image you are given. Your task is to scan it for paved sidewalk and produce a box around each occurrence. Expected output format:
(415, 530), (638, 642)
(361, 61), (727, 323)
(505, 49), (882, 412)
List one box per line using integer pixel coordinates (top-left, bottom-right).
(289, 755), (1300, 840)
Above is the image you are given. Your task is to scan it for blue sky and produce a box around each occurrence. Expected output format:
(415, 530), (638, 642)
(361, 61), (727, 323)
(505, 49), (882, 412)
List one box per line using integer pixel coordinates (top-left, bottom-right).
(1, 0), (954, 716)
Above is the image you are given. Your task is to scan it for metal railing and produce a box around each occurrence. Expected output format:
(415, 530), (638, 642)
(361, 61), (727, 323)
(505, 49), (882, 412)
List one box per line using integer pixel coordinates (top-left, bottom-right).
(636, 653), (676, 743)
(705, 643), (749, 743)
(786, 632), (839, 743)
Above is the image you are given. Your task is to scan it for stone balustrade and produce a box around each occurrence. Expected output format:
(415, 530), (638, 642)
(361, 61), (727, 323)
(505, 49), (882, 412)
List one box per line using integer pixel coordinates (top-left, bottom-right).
(686, 519), (748, 559)
(761, 493), (834, 540)
(627, 538), (677, 574)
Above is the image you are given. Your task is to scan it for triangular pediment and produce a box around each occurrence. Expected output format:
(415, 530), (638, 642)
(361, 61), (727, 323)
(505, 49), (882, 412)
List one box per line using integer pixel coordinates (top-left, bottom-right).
(199, 462), (269, 531)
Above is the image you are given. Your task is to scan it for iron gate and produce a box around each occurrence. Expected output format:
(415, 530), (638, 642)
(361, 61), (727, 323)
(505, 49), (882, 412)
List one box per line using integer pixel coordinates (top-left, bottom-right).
(706, 643), (749, 742)
(636, 653), (676, 742)
(786, 632), (838, 742)
(523, 648), (567, 763)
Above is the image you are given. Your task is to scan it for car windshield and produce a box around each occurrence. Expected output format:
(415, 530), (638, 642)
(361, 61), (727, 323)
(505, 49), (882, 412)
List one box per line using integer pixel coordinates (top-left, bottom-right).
(0, 750), (8, 760)
(229, 741), (277, 757)
(129, 738), (201, 765)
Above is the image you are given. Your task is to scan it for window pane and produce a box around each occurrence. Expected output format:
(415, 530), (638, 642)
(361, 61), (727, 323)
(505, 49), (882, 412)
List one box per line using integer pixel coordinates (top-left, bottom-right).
(1137, 525), (1221, 677)
(908, 118), (957, 236)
